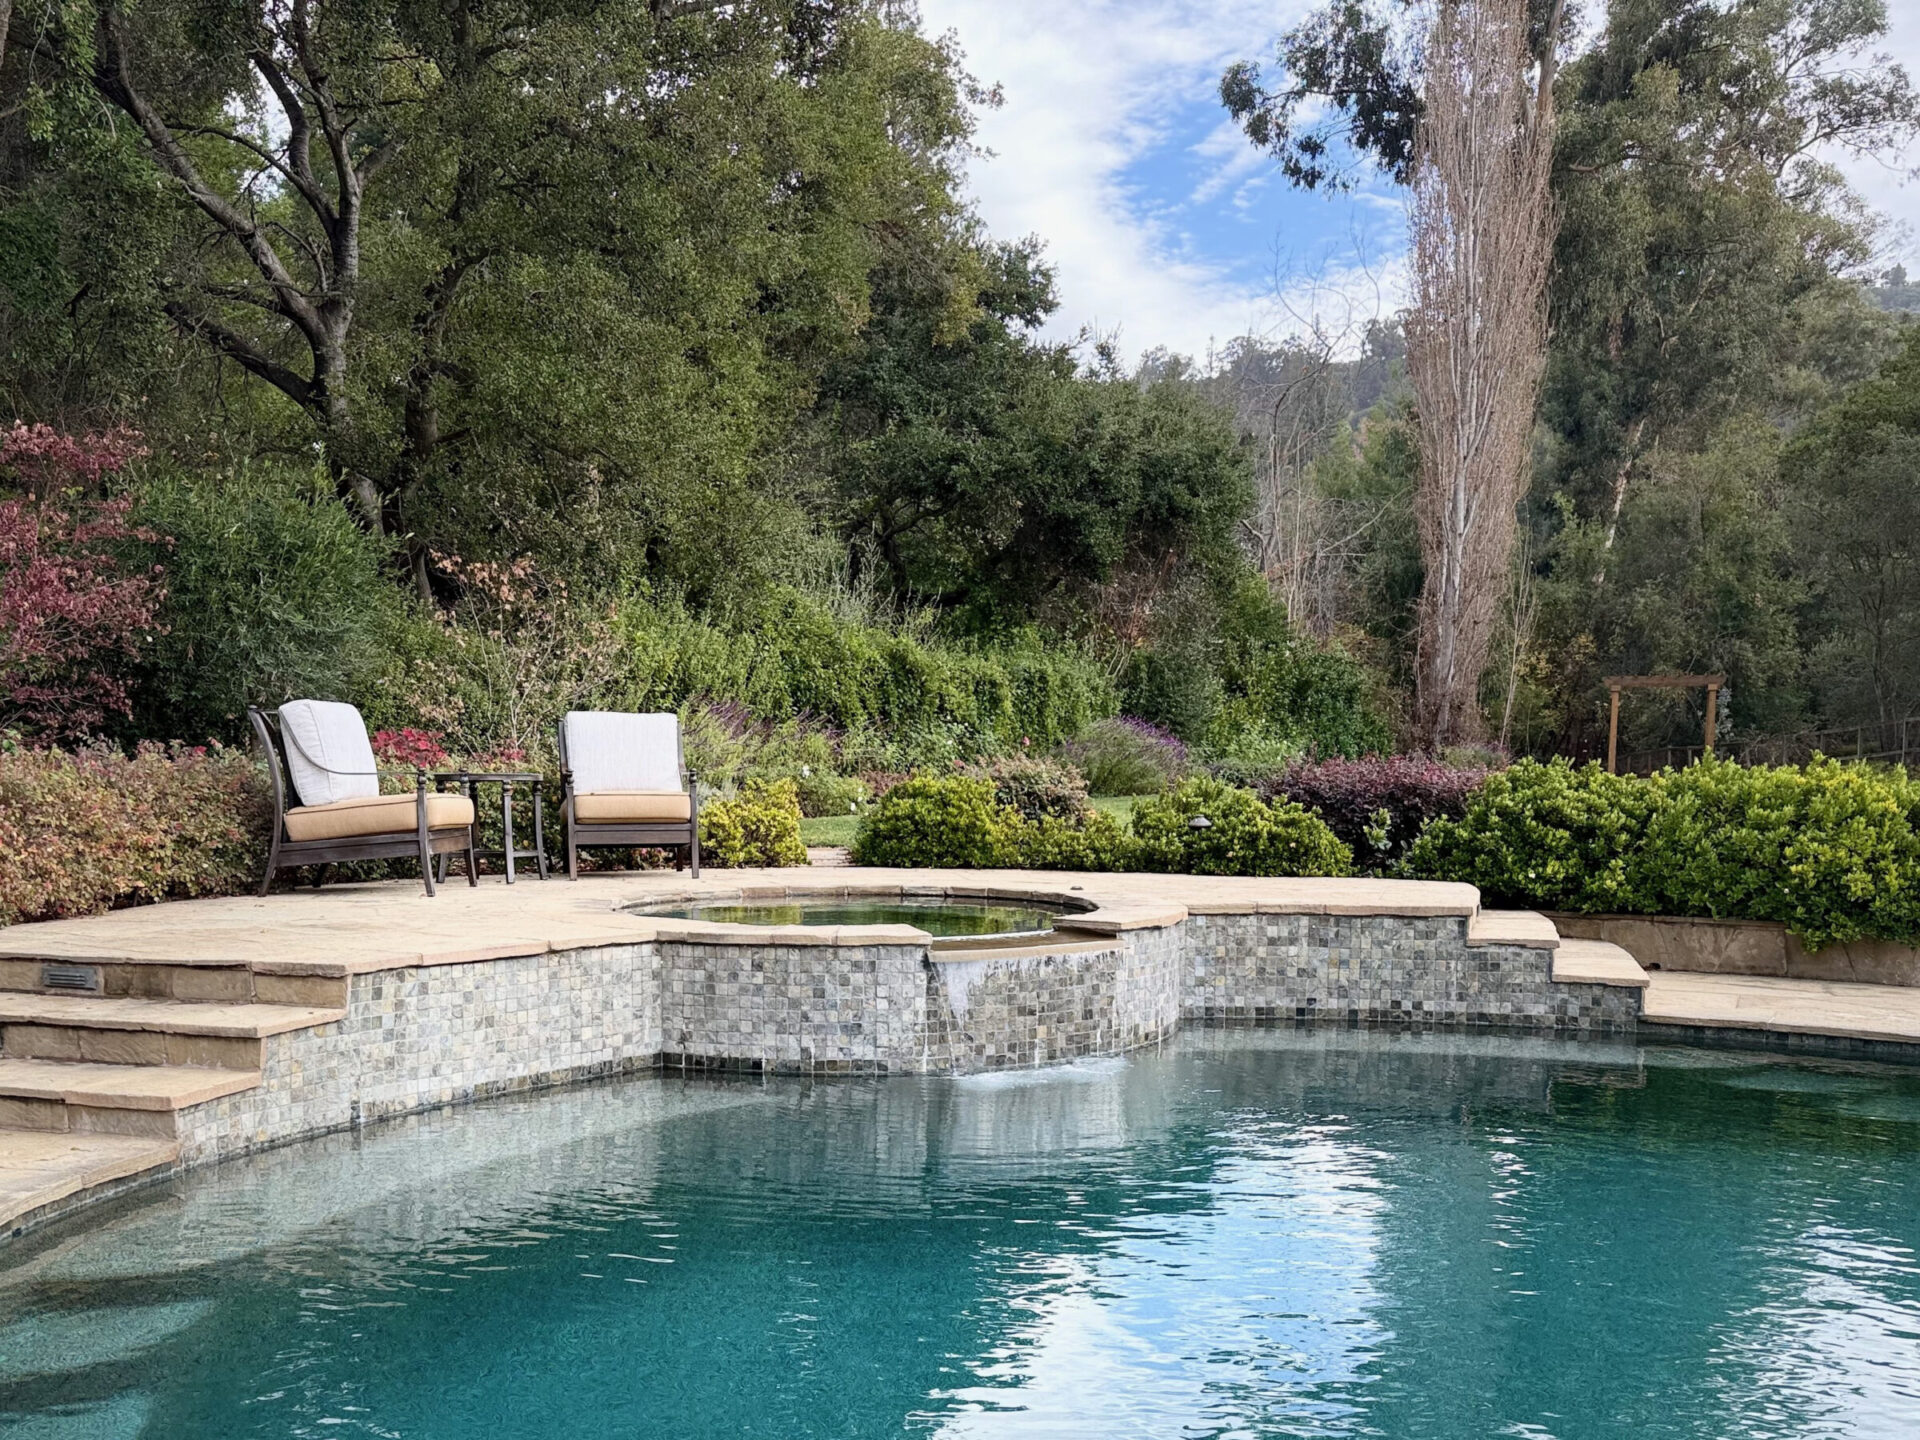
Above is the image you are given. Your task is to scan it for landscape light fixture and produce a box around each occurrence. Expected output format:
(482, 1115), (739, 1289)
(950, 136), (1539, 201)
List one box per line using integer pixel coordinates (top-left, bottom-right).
(1189, 814), (1213, 831)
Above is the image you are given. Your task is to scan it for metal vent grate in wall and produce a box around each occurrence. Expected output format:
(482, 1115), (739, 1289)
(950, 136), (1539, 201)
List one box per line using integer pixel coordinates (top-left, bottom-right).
(41, 963), (101, 993)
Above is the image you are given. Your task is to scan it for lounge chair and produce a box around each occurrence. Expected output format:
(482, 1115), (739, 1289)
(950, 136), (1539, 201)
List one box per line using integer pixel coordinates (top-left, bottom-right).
(558, 711), (700, 879)
(250, 701), (477, 897)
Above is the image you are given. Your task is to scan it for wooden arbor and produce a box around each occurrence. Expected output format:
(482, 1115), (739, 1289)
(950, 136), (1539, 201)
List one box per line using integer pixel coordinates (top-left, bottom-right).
(1605, 673), (1726, 773)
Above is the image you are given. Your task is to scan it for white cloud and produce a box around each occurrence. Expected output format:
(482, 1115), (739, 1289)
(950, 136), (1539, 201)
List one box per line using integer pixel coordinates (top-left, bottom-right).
(919, 0), (1920, 365)
(919, 0), (1357, 363)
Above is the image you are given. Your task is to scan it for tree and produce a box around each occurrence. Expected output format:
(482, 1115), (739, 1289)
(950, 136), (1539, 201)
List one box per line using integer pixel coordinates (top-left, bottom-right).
(1404, 0), (1562, 745)
(10, 0), (977, 597)
(821, 242), (1253, 632)
(1784, 329), (1920, 726)
(1543, 0), (1919, 571)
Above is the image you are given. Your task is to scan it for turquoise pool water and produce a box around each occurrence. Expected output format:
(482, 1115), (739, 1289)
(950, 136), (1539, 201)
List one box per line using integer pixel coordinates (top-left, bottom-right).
(3, 1031), (1919, 1438)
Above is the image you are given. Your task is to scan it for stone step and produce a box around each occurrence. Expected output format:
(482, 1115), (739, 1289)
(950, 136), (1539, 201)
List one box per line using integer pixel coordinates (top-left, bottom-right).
(0, 1127), (178, 1233)
(0, 957), (344, 1008)
(0, 1058), (259, 1140)
(0, 993), (344, 1071)
(1551, 939), (1649, 990)
(0, 993), (343, 1038)
(1466, 909), (1560, 949)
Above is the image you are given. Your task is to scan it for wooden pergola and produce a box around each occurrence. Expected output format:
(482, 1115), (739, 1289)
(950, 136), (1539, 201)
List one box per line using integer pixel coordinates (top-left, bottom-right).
(1605, 673), (1726, 773)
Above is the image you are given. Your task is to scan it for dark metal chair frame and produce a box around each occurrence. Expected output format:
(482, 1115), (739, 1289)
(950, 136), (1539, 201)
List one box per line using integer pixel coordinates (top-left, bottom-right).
(248, 705), (477, 897)
(558, 718), (700, 880)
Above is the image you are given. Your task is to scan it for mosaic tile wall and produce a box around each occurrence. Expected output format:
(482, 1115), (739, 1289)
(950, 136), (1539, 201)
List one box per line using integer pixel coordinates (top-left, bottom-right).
(176, 943), (662, 1165)
(917, 927), (1183, 1072)
(655, 940), (925, 1075)
(1181, 913), (1640, 1033)
(166, 908), (1641, 1171)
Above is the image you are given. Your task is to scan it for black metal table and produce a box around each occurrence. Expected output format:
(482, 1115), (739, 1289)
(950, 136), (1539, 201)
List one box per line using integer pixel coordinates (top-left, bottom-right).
(433, 771), (548, 882)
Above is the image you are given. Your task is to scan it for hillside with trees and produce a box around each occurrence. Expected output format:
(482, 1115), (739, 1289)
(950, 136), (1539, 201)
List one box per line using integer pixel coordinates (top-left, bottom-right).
(0, 0), (1916, 773)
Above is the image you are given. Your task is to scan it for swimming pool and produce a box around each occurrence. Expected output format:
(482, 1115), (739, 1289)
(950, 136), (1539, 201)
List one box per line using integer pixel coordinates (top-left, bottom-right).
(3, 1030), (1917, 1438)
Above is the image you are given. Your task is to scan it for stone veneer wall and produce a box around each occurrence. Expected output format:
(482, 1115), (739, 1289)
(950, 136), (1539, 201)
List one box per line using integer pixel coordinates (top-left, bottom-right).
(919, 926), (1185, 1071)
(178, 944), (662, 1166)
(166, 908), (1640, 1170)
(1182, 913), (1639, 1033)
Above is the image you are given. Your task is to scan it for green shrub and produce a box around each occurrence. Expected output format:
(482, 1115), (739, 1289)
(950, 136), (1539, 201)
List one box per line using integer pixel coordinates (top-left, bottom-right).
(791, 769), (868, 819)
(1056, 716), (1189, 795)
(1400, 759), (1657, 913)
(699, 778), (808, 868)
(1131, 777), (1353, 877)
(1403, 756), (1920, 948)
(962, 754), (1092, 823)
(0, 741), (270, 924)
(854, 772), (1350, 877)
(1000, 810), (1141, 871)
(613, 588), (1114, 752)
(129, 463), (403, 742)
(852, 775), (1010, 868)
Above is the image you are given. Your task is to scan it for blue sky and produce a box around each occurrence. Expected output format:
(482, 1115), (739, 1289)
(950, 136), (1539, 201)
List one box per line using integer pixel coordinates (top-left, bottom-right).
(918, 0), (1920, 366)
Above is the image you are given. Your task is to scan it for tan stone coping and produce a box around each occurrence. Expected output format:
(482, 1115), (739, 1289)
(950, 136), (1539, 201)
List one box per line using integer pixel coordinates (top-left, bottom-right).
(1466, 909), (1561, 950)
(1641, 971), (1920, 1045)
(1550, 939), (1649, 989)
(0, 868), (1484, 978)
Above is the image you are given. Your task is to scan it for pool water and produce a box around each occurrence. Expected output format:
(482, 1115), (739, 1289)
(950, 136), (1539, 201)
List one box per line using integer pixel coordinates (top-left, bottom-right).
(635, 897), (1066, 938)
(4, 1031), (1920, 1438)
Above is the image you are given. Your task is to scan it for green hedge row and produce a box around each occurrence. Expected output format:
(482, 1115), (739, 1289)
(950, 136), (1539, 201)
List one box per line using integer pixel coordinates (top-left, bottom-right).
(611, 589), (1114, 753)
(1402, 757), (1920, 949)
(851, 775), (1353, 877)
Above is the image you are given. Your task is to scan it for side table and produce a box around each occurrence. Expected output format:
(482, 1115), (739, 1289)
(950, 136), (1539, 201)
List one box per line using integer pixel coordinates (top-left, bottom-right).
(433, 771), (548, 882)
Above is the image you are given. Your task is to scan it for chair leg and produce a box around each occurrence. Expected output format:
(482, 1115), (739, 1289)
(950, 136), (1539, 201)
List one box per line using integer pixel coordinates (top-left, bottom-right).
(312, 863), (332, 890)
(466, 827), (479, 887)
(259, 833), (282, 897)
(689, 829), (699, 880)
(418, 823), (437, 899)
(565, 811), (579, 880)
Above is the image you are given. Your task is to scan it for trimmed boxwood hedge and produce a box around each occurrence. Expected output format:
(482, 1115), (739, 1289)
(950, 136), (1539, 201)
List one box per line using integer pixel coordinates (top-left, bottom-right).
(1401, 757), (1920, 949)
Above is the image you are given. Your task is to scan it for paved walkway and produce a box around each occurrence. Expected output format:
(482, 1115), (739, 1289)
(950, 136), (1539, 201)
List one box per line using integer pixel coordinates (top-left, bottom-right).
(0, 870), (1484, 976)
(1642, 970), (1920, 1046)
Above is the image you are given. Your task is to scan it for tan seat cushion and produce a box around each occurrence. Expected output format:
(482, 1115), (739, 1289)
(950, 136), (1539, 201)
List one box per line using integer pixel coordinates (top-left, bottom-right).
(285, 792), (476, 842)
(573, 790), (692, 823)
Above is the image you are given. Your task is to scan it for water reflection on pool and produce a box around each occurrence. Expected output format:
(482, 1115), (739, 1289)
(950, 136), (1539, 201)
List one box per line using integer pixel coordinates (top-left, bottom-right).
(3, 1030), (1919, 1439)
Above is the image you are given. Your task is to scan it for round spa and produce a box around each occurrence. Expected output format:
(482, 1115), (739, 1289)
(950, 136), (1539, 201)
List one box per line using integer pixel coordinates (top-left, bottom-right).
(633, 895), (1070, 942)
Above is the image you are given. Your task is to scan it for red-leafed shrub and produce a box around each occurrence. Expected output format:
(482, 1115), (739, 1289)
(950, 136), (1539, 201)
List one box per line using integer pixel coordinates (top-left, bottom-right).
(0, 425), (165, 738)
(0, 742), (270, 925)
(371, 726), (450, 770)
(1259, 754), (1489, 871)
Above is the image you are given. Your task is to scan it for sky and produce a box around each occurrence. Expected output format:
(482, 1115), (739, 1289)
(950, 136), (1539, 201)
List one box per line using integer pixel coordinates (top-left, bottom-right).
(916, 0), (1920, 366)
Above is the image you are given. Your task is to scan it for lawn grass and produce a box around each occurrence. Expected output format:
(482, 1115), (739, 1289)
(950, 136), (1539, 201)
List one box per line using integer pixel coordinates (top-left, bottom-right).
(1092, 795), (1154, 822)
(798, 812), (862, 848)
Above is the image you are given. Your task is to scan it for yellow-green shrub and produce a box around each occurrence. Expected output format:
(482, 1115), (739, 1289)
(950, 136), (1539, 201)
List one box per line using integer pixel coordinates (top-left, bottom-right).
(699, 778), (808, 868)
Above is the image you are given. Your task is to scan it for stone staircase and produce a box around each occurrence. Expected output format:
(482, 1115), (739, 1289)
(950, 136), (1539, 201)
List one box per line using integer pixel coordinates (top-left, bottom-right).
(0, 960), (345, 1232)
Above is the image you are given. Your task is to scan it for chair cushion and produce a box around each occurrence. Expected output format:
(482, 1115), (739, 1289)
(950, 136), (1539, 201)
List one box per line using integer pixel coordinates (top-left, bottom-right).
(561, 711), (682, 793)
(573, 791), (692, 824)
(284, 792), (475, 842)
(278, 700), (379, 807)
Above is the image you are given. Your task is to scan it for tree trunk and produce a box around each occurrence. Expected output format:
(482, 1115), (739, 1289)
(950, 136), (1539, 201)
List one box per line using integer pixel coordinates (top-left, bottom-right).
(1405, 0), (1562, 749)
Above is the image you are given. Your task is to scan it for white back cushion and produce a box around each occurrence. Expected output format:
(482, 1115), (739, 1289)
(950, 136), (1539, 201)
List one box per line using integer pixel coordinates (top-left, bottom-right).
(278, 700), (379, 807)
(563, 711), (682, 793)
